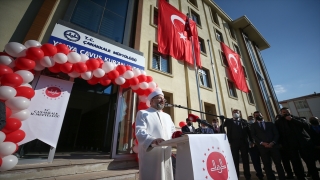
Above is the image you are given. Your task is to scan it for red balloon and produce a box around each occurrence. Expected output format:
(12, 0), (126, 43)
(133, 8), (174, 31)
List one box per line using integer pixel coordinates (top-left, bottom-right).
(97, 58), (104, 68)
(138, 102), (148, 110)
(87, 76), (100, 85)
(100, 75), (112, 86)
(179, 121), (187, 128)
(129, 77), (139, 86)
(107, 70), (119, 80)
(125, 65), (132, 71)
(15, 86), (35, 99)
(60, 62), (73, 73)
(137, 75), (146, 83)
(4, 129), (26, 143)
(172, 131), (183, 139)
(14, 57), (35, 70)
(73, 62), (87, 73)
(48, 63), (61, 73)
(55, 44), (70, 55)
(0, 64), (13, 77)
(135, 154), (139, 162)
(146, 76), (153, 83)
(1, 73), (23, 87)
(86, 59), (100, 71)
(144, 88), (153, 96)
(26, 47), (44, 60)
(41, 43), (57, 56)
(121, 80), (131, 88)
(2, 118), (22, 134)
(116, 65), (126, 75)
(136, 88), (145, 96)
(6, 106), (12, 119)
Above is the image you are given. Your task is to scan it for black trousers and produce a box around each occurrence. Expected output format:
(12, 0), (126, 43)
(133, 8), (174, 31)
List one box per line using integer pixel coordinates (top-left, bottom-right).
(249, 146), (264, 178)
(287, 147), (320, 180)
(231, 142), (251, 179)
(279, 147), (294, 177)
(259, 147), (285, 180)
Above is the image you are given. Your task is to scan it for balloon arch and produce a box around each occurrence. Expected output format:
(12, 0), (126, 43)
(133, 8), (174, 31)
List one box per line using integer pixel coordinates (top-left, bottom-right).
(0, 40), (169, 171)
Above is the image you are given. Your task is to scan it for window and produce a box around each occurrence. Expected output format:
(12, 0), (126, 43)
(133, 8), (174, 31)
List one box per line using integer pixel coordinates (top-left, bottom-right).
(242, 66), (247, 78)
(215, 30), (224, 42)
(210, 7), (219, 25)
(229, 28), (236, 39)
(70, 0), (129, 43)
(188, 0), (198, 7)
(153, 8), (158, 26)
(220, 51), (228, 67)
(234, 44), (241, 56)
(191, 10), (201, 26)
(294, 101), (309, 109)
(227, 80), (237, 98)
(247, 90), (255, 104)
(198, 37), (206, 53)
(199, 68), (211, 88)
(152, 46), (170, 73)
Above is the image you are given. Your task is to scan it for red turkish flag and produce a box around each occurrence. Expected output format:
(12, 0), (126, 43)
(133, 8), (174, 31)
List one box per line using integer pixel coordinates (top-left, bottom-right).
(158, 0), (201, 67)
(220, 42), (249, 93)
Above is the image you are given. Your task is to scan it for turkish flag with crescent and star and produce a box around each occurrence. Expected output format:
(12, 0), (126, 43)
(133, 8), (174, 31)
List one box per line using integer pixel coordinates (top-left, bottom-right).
(158, 0), (201, 67)
(221, 42), (249, 93)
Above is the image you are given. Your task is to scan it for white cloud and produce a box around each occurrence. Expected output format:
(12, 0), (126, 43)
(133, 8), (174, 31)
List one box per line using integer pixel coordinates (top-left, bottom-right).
(274, 85), (286, 94)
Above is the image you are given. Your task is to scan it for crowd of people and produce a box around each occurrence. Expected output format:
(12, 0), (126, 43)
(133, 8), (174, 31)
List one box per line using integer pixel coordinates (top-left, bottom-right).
(135, 90), (319, 180)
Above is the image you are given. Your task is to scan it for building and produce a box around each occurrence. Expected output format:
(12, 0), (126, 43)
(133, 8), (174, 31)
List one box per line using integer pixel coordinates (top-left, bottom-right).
(279, 93), (320, 121)
(0, 0), (278, 166)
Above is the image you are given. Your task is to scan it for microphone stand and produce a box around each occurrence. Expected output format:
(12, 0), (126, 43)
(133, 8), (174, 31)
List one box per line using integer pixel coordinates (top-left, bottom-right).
(165, 103), (226, 133)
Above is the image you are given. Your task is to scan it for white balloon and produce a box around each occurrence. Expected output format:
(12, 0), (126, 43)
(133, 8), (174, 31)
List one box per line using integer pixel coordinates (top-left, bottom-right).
(0, 132), (5, 143)
(0, 142), (17, 157)
(20, 83), (32, 88)
(132, 68), (141, 77)
(140, 70), (147, 75)
(80, 54), (89, 62)
(93, 68), (105, 78)
(123, 70), (134, 79)
(0, 86), (17, 100)
(101, 62), (115, 73)
(5, 97), (30, 111)
(132, 145), (138, 153)
(67, 52), (81, 63)
(68, 71), (80, 78)
(0, 56), (13, 66)
(148, 82), (157, 89)
(24, 40), (41, 48)
(34, 60), (45, 71)
(10, 109), (30, 121)
(53, 53), (68, 64)
(40, 56), (55, 67)
(4, 42), (26, 57)
(115, 77), (125, 85)
(131, 84), (140, 90)
(81, 71), (93, 80)
(0, 155), (18, 171)
(15, 70), (34, 84)
(139, 95), (147, 102)
(139, 82), (149, 90)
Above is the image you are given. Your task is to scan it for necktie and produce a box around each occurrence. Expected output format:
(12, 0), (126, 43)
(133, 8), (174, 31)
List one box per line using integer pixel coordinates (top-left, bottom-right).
(259, 122), (264, 130)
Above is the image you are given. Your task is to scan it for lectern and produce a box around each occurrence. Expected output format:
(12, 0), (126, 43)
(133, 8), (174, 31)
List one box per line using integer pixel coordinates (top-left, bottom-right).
(157, 134), (237, 180)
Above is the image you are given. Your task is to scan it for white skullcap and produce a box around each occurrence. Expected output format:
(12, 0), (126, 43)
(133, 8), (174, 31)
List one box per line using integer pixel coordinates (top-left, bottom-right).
(146, 90), (164, 107)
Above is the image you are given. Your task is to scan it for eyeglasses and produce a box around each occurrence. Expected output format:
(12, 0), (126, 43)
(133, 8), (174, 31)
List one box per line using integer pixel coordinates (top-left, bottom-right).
(152, 97), (167, 102)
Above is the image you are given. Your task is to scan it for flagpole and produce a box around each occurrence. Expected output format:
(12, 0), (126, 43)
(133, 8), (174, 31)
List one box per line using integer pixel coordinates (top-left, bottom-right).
(187, 14), (204, 119)
(207, 39), (222, 116)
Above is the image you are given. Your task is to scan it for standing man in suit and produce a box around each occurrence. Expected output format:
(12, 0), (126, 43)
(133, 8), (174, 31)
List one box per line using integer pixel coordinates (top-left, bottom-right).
(181, 118), (195, 134)
(195, 120), (214, 134)
(223, 109), (252, 180)
(251, 111), (285, 180)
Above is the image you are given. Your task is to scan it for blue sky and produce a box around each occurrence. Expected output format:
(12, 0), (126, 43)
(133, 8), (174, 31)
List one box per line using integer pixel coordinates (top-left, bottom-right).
(214, 0), (320, 101)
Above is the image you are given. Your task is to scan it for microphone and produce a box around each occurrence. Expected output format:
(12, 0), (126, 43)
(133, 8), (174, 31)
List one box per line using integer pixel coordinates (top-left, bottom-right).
(165, 103), (174, 107)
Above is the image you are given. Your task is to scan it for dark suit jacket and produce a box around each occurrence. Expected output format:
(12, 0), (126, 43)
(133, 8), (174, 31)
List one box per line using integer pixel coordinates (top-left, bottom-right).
(250, 121), (279, 148)
(195, 127), (214, 134)
(181, 125), (195, 133)
(222, 118), (253, 145)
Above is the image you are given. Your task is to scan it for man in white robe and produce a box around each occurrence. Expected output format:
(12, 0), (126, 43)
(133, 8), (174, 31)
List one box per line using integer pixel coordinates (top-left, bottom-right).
(135, 90), (175, 180)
